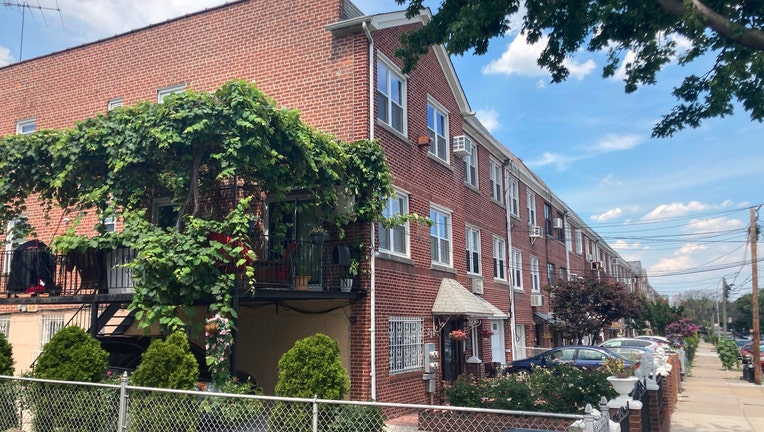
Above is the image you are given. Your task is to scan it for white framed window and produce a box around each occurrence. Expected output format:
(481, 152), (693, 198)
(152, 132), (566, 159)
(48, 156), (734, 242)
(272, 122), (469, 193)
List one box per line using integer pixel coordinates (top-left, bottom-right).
(511, 248), (522, 289)
(427, 100), (449, 162)
(509, 178), (519, 217)
(388, 316), (423, 374)
(157, 84), (185, 103)
(465, 226), (481, 275)
(560, 267), (568, 282)
(107, 98), (123, 110)
(565, 225), (572, 252)
(103, 216), (116, 233)
(0, 316), (9, 339)
(40, 314), (64, 350)
(527, 190), (537, 226)
(543, 203), (552, 236)
(152, 197), (177, 229)
(376, 56), (406, 134)
(489, 159), (503, 202)
(530, 256), (540, 292)
(379, 191), (409, 256)
(493, 236), (506, 280)
(463, 141), (478, 187)
(16, 119), (36, 135)
(547, 262), (556, 285)
(3, 217), (27, 274)
(576, 229), (583, 254)
(430, 206), (452, 266)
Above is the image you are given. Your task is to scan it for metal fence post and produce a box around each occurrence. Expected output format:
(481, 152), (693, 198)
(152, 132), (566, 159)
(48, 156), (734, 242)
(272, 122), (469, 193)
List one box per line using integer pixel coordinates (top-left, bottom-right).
(312, 395), (319, 432)
(117, 372), (129, 432)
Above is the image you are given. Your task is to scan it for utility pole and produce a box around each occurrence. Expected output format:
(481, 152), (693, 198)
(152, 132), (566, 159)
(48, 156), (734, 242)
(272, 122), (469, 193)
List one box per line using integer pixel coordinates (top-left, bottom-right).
(750, 207), (760, 385)
(722, 277), (729, 336)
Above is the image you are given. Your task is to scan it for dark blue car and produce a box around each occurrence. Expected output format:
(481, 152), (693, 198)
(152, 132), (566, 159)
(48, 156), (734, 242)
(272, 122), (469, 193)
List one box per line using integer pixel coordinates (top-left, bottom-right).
(504, 345), (634, 375)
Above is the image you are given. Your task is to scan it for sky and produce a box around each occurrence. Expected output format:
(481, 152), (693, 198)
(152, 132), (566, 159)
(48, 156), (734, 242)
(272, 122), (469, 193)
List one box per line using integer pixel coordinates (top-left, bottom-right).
(1, 0), (762, 304)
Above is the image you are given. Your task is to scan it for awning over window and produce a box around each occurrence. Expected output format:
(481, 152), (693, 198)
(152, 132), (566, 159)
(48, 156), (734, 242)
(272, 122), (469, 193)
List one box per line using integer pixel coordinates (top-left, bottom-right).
(533, 311), (554, 323)
(432, 278), (507, 318)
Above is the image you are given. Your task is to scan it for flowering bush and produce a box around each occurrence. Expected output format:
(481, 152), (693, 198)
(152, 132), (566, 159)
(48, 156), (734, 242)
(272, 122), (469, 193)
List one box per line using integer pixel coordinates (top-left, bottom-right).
(449, 329), (468, 340)
(665, 318), (701, 347)
(600, 357), (636, 378)
(205, 313), (234, 385)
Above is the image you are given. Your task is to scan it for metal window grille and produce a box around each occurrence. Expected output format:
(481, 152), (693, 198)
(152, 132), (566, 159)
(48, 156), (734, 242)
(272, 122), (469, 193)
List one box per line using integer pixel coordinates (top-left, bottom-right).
(40, 314), (64, 349)
(388, 316), (423, 374)
(0, 316), (9, 339)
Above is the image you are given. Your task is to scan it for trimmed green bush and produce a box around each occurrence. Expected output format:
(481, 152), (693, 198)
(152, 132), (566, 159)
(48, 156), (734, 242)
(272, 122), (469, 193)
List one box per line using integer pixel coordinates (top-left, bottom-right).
(0, 332), (18, 431)
(716, 337), (740, 370)
(0, 332), (13, 376)
(30, 326), (114, 432)
(128, 331), (200, 432)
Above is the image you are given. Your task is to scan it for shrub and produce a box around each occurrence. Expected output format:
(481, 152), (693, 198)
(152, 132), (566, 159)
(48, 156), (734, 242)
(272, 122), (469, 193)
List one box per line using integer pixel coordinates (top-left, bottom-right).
(269, 333), (350, 432)
(716, 337), (740, 371)
(684, 334), (699, 363)
(327, 404), (386, 432)
(30, 326), (114, 432)
(0, 332), (13, 376)
(128, 331), (200, 432)
(199, 378), (264, 430)
(0, 334), (18, 432)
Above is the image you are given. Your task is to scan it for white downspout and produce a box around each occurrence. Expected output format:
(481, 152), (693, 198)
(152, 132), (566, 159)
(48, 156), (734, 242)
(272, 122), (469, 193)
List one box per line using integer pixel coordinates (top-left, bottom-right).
(564, 212), (570, 279)
(362, 20), (377, 401)
(503, 162), (517, 363)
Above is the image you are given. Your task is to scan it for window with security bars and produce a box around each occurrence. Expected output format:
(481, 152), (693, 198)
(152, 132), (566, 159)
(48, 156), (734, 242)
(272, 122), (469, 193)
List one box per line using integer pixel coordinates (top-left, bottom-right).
(40, 314), (64, 349)
(0, 316), (9, 339)
(388, 317), (423, 374)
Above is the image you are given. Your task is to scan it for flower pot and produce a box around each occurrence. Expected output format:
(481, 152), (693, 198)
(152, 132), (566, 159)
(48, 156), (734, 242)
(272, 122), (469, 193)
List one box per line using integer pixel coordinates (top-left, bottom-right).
(310, 232), (328, 244)
(607, 375), (638, 402)
(340, 278), (353, 292)
(295, 275), (310, 291)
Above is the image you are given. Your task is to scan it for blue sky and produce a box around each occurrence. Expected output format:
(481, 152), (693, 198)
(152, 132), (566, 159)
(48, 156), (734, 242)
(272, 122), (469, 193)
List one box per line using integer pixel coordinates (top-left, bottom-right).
(1, 0), (761, 303)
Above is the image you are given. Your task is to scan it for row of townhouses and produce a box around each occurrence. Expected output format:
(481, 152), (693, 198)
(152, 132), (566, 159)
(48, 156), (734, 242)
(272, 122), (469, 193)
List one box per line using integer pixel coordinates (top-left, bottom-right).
(0, 0), (655, 404)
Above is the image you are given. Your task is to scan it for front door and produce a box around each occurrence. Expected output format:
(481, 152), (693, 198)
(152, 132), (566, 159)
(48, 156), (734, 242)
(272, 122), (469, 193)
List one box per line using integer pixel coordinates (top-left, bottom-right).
(441, 320), (465, 381)
(490, 320), (505, 364)
(515, 324), (527, 360)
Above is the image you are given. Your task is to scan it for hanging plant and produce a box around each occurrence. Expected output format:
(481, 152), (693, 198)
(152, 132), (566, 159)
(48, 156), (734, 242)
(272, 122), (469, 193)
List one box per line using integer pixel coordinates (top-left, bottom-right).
(205, 313), (234, 386)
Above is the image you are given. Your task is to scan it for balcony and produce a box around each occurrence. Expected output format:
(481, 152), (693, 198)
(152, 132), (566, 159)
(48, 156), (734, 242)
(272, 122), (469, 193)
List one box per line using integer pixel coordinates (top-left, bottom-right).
(0, 236), (360, 304)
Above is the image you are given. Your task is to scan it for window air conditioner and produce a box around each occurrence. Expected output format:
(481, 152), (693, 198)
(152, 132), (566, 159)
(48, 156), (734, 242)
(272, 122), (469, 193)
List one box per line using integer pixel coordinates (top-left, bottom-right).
(530, 294), (544, 307)
(529, 225), (543, 238)
(553, 217), (563, 229)
(591, 261), (601, 271)
(471, 278), (484, 294)
(452, 135), (471, 157)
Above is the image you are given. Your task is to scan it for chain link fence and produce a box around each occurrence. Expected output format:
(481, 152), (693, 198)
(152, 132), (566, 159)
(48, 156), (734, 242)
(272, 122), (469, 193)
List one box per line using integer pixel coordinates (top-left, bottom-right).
(0, 374), (609, 432)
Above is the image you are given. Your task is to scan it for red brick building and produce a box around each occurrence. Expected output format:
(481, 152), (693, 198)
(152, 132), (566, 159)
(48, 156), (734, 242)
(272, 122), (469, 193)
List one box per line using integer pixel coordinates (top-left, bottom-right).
(0, 0), (650, 404)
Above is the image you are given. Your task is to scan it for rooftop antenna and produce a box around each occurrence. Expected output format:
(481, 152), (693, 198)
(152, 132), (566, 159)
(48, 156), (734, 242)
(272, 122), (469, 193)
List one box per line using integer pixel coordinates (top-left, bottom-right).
(3, 0), (64, 62)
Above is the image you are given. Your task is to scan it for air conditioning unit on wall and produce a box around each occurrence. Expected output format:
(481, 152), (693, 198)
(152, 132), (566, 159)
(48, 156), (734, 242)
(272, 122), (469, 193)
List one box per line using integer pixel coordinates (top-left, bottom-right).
(529, 225), (543, 238)
(553, 217), (563, 229)
(530, 294), (544, 307)
(452, 135), (471, 156)
(591, 261), (602, 271)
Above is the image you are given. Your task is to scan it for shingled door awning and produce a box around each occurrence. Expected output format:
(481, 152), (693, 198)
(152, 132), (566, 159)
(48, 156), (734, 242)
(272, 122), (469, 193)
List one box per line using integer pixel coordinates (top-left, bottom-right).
(431, 278), (506, 318)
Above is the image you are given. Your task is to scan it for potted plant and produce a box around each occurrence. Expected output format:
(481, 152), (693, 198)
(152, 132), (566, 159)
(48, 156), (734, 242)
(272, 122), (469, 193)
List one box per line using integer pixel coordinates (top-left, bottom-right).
(309, 226), (329, 244)
(340, 257), (359, 292)
(600, 357), (638, 403)
(449, 329), (468, 341)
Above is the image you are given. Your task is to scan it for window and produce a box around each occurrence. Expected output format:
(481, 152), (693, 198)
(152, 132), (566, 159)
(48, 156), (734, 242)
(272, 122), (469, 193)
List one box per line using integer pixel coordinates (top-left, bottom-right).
(576, 229), (583, 254)
(152, 198), (177, 229)
(430, 207), (452, 266)
(376, 58), (405, 134)
(388, 316), (423, 374)
(107, 98), (123, 110)
(489, 159), (503, 202)
(3, 217), (27, 274)
(560, 267), (568, 282)
(565, 225), (573, 252)
(40, 314), (64, 349)
(557, 213), (566, 242)
(379, 191), (409, 256)
(103, 216), (116, 233)
(427, 101), (449, 162)
(16, 119), (35, 135)
(493, 237), (506, 280)
(0, 316), (9, 339)
(509, 178), (519, 217)
(157, 84), (185, 103)
(511, 248), (522, 289)
(465, 226), (480, 275)
(530, 256), (540, 292)
(527, 190), (537, 226)
(544, 203), (552, 236)
(547, 263), (555, 286)
(463, 141), (478, 187)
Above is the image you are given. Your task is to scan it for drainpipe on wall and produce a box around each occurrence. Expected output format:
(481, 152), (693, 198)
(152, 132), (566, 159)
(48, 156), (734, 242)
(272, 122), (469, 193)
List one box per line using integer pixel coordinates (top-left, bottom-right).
(503, 160), (517, 362)
(362, 20), (377, 401)
(564, 211), (570, 280)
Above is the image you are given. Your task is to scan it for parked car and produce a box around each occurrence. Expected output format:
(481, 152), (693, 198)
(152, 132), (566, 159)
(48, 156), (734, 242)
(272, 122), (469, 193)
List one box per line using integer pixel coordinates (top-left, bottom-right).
(604, 345), (653, 363)
(504, 346), (634, 375)
(634, 335), (671, 345)
(740, 341), (764, 372)
(600, 337), (661, 351)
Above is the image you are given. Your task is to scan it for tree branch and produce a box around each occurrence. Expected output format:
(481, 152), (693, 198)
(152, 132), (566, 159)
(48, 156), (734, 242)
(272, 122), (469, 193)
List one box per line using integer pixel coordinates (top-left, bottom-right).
(656, 0), (764, 51)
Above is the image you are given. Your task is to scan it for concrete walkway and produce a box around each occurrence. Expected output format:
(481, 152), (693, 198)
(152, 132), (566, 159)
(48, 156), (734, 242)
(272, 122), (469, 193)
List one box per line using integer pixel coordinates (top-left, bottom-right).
(671, 342), (764, 432)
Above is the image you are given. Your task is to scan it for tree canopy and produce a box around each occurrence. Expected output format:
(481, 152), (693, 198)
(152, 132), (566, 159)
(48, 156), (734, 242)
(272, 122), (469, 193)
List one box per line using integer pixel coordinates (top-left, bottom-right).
(0, 80), (394, 330)
(395, 0), (764, 137)
(546, 277), (643, 343)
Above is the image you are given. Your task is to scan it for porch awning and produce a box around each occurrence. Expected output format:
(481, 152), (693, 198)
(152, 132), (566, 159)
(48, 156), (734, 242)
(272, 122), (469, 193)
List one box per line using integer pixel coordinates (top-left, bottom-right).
(533, 311), (554, 323)
(432, 278), (507, 319)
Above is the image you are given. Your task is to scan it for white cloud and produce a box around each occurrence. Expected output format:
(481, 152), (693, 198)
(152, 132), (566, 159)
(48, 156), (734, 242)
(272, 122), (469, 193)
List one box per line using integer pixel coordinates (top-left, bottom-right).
(525, 151), (572, 171)
(641, 201), (710, 221)
(612, 239), (643, 250)
(591, 208), (622, 222)
(483, 33), (595, 80)
(598, 173), (622, 188)
(593, 134), (641, 153)
(0, 46), (13, 67)
(685, 216), (744, 232)
(611, 50), (637, 81)
(650, 255), (696, 273)
(675, 243), (708, 255)
(475, 108), (500, 132)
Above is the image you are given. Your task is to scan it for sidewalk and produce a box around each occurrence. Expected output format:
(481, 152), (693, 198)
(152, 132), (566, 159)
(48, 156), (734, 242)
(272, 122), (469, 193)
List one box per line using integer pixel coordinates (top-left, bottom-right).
(671, 342), (764, 432)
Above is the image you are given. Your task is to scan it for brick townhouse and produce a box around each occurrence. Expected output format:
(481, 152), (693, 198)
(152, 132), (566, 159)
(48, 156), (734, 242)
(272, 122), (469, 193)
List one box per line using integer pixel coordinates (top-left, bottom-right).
(0, 0), (650, 404)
